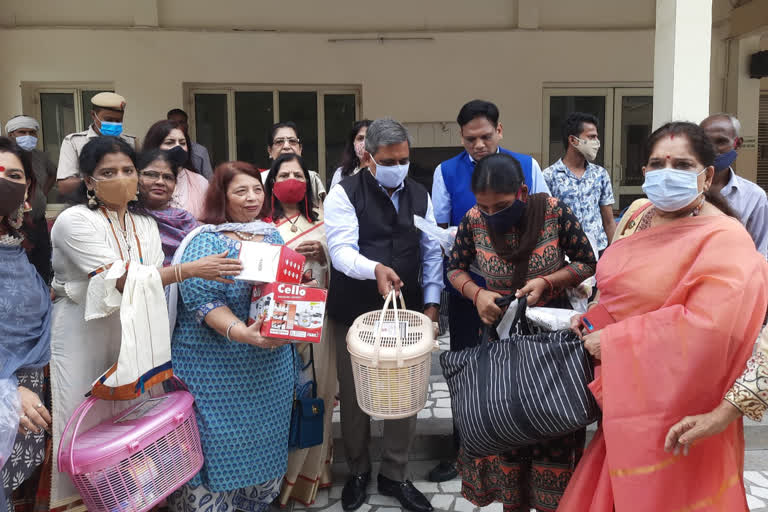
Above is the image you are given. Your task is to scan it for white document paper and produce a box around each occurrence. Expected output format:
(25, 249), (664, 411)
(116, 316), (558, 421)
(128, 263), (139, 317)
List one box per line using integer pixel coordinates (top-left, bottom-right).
(235, 242), (282, 283)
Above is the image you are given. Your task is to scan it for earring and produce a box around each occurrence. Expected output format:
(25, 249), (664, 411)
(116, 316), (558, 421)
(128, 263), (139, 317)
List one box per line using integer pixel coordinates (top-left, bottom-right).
(87, 189), (98, 208)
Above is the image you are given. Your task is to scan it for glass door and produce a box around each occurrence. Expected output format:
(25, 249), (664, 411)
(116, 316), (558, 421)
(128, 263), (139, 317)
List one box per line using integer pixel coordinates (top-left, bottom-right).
(612, 89), (653, 209)
(543, 87), (652, 210)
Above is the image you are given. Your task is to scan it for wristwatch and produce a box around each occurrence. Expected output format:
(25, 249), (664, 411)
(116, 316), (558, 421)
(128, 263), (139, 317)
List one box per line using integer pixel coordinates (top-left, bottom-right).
(424, 303), (440, 310)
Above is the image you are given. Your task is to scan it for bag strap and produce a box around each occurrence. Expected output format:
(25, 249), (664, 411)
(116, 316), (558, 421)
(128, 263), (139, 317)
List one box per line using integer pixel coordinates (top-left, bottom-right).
(308, 344), (318, 399)
(292, 344), (319, 400)
(479, 295), (528, 346)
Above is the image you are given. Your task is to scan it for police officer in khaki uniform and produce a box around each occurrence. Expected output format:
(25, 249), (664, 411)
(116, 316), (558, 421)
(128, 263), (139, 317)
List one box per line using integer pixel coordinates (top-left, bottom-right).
(56, 92), (136, 198)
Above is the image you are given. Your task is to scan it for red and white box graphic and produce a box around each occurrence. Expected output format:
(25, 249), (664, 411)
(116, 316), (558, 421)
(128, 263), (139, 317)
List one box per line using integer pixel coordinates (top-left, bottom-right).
(234, 241), (305, 284)
(248, 282), (328, 343)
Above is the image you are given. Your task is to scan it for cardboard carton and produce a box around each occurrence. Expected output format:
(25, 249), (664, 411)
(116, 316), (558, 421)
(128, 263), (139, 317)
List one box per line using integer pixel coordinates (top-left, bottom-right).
(248, 282), (327, 343)
(234, 241), (305, 284)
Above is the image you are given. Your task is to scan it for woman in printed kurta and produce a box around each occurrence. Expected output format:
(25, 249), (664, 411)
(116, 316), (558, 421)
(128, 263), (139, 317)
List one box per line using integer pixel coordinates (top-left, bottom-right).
(167, 161), (294, 512)
(446, 153), (596, 512)
(560, 122), (768, 511)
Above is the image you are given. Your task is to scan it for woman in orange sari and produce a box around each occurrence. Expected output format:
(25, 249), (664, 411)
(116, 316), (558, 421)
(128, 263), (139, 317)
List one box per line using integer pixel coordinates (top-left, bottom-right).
(560, 122), (768, 511)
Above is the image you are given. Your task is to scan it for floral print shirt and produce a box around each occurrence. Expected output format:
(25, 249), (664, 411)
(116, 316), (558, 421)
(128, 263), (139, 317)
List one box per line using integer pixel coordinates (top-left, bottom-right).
(543, 159), (615, 251)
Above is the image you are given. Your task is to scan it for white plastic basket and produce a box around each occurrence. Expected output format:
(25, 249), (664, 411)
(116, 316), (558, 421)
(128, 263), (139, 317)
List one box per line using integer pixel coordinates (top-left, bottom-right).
(346, 290), (437, 419)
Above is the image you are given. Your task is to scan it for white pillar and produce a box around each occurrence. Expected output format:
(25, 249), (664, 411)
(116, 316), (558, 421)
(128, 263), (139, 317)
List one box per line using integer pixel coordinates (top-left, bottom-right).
(725, 34), (761, 183)
(652, 0), (713, 129)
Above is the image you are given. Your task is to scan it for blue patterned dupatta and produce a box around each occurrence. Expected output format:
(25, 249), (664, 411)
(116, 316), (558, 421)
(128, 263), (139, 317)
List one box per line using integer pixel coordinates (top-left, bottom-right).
(165, 221), (278, 337)
(0, 241), (52, 509)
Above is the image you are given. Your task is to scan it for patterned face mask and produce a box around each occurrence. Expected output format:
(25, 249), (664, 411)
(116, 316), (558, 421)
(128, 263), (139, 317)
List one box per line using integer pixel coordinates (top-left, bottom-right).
(354, 140), (365, 160)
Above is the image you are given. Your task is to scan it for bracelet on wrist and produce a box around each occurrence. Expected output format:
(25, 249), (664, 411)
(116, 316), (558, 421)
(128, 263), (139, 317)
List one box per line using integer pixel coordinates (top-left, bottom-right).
(226, 320), (242, 341)
(539, 276), (554, 293)
(473, 287), (483, 305)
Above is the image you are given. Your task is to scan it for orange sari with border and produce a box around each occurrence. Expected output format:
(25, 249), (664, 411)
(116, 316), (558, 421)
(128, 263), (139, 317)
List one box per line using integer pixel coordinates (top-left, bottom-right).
(559, 213), (768, 511)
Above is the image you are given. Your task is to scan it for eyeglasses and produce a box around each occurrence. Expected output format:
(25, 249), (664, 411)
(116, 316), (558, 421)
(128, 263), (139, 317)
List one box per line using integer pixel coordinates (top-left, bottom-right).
(272, 137), (301, 148)
(141, 171), (176, 183)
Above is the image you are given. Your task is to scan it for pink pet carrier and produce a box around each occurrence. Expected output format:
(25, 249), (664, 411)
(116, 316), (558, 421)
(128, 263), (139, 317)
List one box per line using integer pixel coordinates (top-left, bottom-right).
(58, 390), (204, 512)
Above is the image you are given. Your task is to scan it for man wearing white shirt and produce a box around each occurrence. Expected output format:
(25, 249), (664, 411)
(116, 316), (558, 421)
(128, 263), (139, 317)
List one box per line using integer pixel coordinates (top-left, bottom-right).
(324, 118), (441, 512)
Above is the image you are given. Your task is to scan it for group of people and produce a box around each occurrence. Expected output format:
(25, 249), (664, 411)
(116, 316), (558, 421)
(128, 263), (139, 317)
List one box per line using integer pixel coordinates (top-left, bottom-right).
(1, 91), (767, 512)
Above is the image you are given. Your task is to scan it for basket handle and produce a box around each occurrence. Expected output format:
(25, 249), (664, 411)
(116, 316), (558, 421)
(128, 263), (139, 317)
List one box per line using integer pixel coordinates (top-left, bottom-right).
(372, 289), (405, 368)
(57, 395), (100, 475)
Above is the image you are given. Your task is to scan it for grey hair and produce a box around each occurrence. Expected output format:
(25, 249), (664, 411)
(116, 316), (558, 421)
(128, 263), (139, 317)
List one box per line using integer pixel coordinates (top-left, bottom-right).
(364, 118), (412, 156)
(709, 112), (742, 138)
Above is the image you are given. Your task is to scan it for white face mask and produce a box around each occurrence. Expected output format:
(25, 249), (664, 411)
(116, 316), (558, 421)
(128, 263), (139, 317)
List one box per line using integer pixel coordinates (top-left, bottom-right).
(573, 137), (601, 161)
(15, 135), (38, 151)
(371, 157), (409, 189)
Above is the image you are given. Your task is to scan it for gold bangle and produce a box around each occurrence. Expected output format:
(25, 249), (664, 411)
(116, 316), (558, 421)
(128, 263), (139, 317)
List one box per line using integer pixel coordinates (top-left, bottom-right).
(178, 263), (184, 282)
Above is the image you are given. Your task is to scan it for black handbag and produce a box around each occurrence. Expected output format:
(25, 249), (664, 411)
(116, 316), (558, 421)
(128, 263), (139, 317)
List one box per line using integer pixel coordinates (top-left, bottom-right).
(288, 344), (325, 450)
(439, 295), (599, 458)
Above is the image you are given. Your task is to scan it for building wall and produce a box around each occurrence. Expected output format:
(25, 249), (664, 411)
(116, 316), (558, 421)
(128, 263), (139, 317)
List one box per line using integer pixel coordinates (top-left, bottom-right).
(0, 27), (655, 166)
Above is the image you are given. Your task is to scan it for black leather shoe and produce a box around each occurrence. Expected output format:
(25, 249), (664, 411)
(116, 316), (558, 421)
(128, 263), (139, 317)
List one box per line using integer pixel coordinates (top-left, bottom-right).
(377, 474), (433, 512)
(341, 472), (370, 511)
(427, 460), (458, 482)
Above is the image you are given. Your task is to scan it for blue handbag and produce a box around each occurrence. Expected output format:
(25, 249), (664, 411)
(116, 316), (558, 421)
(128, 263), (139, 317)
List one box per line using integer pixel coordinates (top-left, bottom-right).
(288, 344), (325, 450)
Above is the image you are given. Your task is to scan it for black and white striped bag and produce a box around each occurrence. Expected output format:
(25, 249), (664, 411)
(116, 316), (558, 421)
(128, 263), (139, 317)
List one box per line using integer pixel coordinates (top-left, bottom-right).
(440, 296), (599, 458)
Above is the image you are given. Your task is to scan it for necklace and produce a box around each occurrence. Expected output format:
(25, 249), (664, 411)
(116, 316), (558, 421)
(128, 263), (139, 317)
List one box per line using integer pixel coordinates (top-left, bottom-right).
(235, 231), (258, 241)
(100, 207), (144, 263)
(286, 215), (301, 233)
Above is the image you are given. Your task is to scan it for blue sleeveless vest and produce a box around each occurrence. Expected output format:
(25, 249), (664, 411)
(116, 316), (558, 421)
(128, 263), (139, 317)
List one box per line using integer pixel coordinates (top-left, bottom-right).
(440, 147), (534, 226)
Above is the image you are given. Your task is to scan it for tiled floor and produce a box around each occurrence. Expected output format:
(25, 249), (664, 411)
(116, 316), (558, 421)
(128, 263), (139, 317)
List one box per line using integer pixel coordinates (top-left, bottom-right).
(318, 332), (768, 511)
(290, 468), (768, 511)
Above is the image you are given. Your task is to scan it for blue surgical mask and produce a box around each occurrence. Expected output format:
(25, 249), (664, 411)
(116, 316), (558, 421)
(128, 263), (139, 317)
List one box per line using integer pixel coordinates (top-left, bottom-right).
(98, 119), (123, 137)
(481, 200), (526, 233)
(642, 168), (706, 212)
(372, 157), (409, 189)
(713, 149), (738, 173)
(15, 135), (37, 151)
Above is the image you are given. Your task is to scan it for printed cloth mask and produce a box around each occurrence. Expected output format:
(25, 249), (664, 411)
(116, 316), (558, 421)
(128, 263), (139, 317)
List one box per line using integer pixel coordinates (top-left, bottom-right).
(573, 137), (601, 161)
(0, 178), (27, 217)
(713, 149), (738, 173)
(354, 140), (366, 160)
(15, 135), (38, 152)
(98, 118), (123, 137)
(481, 198), (526, 233)
(372, 157), (409, 189)
(273, 178), (307, 204)
(642, 168), (706, 213)
(92, 175), (138, 206)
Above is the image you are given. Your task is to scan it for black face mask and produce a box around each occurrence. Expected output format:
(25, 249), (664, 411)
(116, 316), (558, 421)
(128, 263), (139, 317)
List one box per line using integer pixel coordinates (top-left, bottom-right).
(0, 178), (26, 217)
(480, 200), (526, 233)
(165, 145), (188, 167)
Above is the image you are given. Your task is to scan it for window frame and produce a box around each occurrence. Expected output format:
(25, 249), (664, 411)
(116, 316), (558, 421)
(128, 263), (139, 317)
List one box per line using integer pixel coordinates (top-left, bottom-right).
(183, 83), (362, 182)
(21, 82), (115, 149)
(21, 82), (115, 214)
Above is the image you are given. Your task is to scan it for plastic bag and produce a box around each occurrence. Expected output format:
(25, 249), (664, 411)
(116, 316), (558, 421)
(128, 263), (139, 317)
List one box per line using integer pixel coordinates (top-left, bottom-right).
(0, 377), (20, 509)
(566, 282), (591, 313)
(525, 307), (580, 332)
(413, 215), (458, 253)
